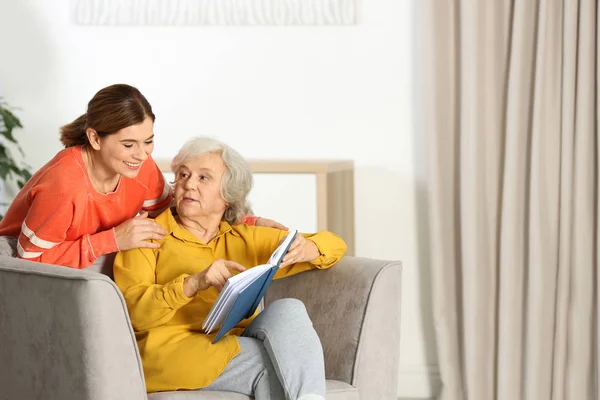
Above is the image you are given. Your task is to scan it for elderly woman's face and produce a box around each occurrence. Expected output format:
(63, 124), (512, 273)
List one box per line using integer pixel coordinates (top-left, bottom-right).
(173, 152), (228, 220)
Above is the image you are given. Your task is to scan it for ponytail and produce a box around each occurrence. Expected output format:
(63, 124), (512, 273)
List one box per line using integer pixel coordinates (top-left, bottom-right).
(59, 114), (88, 148)
(59, 84), (154, 149)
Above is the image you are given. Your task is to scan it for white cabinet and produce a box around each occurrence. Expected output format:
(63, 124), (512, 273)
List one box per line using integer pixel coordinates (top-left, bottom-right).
(248, 160), (355, 256)
(248, 173), (318, 233)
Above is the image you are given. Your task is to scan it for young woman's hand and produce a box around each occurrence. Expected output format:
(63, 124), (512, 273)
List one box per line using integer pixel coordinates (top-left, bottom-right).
(279, 234), (320, 268)
(113, 211), (168, 251)
(183, 259), (246, 297)
(255, 217), (288, 231)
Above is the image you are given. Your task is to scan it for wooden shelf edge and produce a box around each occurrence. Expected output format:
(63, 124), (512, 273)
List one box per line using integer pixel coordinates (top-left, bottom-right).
(248, 160), (354, 174)
(155, 159), (354, 174)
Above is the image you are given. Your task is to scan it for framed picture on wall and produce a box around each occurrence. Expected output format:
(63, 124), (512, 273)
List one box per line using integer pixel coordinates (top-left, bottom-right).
(72, 0), (357, 26)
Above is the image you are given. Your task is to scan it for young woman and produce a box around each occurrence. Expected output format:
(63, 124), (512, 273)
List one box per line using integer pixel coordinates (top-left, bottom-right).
(0, 84), (282, 269)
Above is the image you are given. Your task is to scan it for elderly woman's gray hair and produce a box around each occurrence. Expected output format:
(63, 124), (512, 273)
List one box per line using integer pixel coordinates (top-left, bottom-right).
(171, 137), (254, 224)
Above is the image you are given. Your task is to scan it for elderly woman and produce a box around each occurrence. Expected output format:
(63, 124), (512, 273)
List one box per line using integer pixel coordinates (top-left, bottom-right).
(113, 137), (347, 400)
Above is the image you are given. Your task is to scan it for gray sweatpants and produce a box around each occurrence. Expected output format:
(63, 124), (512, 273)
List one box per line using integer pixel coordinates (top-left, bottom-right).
(201, 298), (326, 400)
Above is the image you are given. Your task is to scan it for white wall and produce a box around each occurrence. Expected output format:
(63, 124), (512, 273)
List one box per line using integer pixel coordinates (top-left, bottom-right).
(0, 0), (439, 397)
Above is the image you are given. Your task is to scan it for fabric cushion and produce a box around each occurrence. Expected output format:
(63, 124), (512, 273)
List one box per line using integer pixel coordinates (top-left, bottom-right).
(0, 236), (17, 257)
(86, 252), (117, 279)
(147, 380), (359, 400)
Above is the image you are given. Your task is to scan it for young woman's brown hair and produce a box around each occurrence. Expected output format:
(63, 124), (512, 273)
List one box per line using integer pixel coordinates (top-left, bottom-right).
(60, 84), (156, 147)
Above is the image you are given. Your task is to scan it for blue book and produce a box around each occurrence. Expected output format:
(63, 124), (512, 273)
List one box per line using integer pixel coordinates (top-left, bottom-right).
(203, 229), (298, 343)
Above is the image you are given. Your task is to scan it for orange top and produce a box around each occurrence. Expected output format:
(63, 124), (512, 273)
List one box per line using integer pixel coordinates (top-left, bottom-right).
(0, 146), (171, 269)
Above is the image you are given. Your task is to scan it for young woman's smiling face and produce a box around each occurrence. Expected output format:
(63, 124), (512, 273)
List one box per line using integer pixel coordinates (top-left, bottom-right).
(96, 117), (155, 179)
(173, 152), (228, 220)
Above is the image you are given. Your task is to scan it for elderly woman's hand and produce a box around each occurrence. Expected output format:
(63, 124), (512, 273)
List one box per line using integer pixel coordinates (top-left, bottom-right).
(183, 259), (246, 297)
(279, 234), (320, 268)
(256, 217), (288, 231)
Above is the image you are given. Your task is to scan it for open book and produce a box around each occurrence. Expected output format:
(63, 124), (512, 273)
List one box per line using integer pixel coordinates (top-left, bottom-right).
(203, 229), (299, 343)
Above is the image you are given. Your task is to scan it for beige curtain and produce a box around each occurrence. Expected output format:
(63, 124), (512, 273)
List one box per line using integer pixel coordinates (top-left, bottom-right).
(422, 1), (598, 399)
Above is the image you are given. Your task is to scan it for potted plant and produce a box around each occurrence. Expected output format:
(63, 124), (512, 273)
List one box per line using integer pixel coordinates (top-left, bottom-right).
(0, 98), (32, 218)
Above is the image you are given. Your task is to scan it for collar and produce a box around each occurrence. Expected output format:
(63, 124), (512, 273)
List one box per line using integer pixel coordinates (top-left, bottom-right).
(159, 207), (239, 245)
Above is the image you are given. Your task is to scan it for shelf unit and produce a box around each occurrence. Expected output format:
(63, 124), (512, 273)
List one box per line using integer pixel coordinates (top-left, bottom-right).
(155, 159), (355, 256)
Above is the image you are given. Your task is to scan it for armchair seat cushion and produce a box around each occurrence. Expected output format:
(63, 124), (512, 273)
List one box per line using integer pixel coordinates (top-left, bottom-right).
(147, 380), (359, 400)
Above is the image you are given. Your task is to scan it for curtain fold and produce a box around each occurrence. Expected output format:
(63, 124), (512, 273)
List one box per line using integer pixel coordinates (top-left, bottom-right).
(422, 1), (598, 399)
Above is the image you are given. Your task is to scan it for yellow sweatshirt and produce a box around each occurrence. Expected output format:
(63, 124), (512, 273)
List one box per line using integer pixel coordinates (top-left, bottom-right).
(113, 207), (347, 393)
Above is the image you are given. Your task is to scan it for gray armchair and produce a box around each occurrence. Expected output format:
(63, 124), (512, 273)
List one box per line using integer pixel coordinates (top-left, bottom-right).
(0, 255), (401, 400)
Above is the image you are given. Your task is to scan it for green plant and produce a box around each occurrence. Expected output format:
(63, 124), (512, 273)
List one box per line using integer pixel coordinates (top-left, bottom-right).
(0, 98), (32, 203)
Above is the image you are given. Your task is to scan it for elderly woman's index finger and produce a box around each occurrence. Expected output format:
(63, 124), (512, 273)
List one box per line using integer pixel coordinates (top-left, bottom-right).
(223, 260), (246, 272)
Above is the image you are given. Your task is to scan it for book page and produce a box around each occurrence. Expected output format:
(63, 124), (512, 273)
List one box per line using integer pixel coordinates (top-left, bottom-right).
(204, 263), (273, 333)
(203, 268), (261, 330)
(268, 229), (298, 266)
(204, 229), (299, 335)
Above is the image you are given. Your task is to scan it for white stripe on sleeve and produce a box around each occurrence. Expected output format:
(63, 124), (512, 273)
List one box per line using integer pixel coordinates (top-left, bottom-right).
(17, 241), (43, 259)
(143, 180), (170, 208)
(21, 222), (61, 249)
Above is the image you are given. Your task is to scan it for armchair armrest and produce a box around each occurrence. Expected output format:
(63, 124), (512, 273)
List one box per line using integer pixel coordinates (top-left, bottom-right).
(0, 256), (147, 400)
(265, 256), (402, 400)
